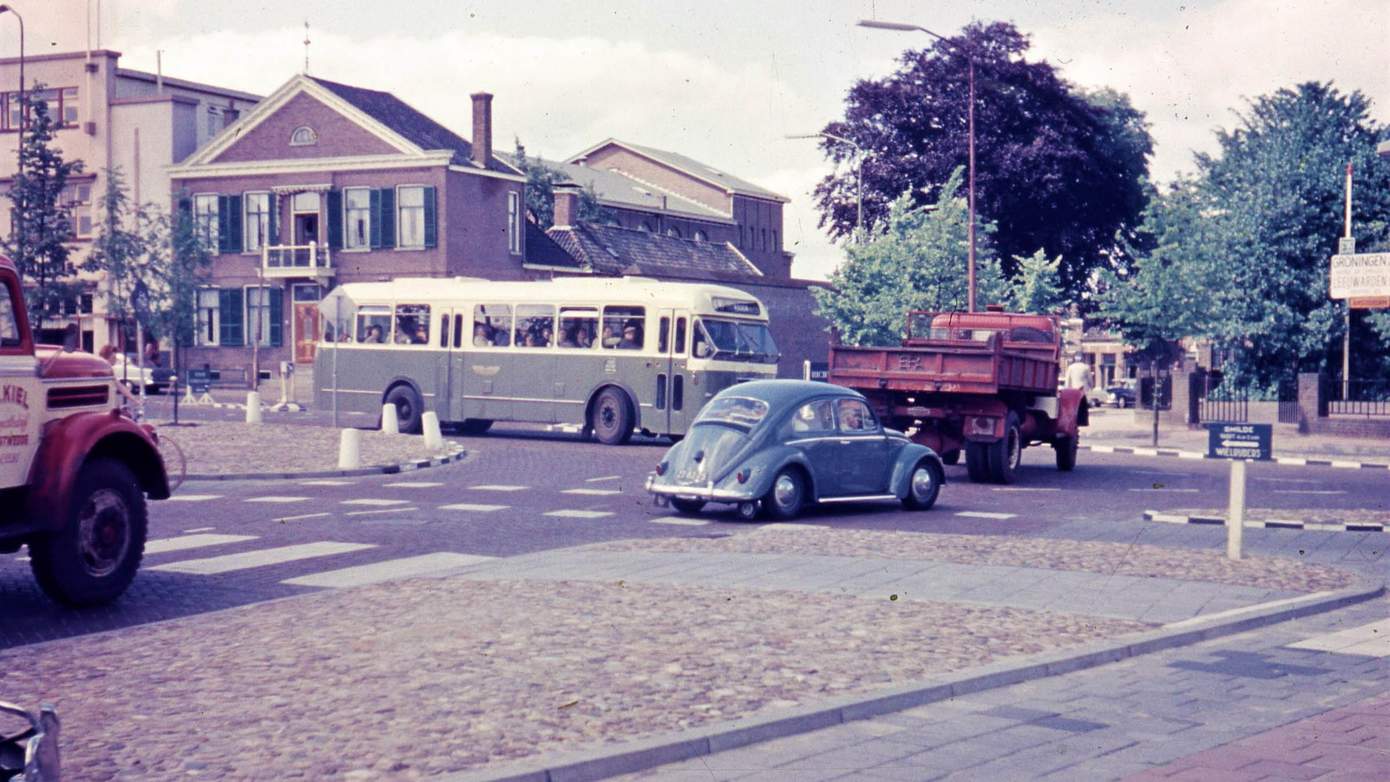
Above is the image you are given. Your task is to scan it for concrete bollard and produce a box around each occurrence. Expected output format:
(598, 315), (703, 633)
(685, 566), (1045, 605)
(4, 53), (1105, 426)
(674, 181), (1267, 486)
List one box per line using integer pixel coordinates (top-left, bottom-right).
(245, 391), (262, 424)
(381, 403), (399, 435)
(422, 411), (444, 452)
(338, 428), (362, 469)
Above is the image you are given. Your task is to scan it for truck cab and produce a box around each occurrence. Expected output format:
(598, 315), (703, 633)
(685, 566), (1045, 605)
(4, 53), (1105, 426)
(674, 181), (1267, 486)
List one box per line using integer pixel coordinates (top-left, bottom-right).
(0, 256), (169, 606)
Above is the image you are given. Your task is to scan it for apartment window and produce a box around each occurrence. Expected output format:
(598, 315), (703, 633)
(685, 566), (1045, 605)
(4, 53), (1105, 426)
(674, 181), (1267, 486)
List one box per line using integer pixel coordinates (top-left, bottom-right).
(243, 192), (271, 252)
(245, 287), (282, 347)
(62, 183), (93, 237)
(195, 289), (220, 346)
(0, 87), (78, 130)
(507, 191), (521, 255)
(193, 194), (219, 247)
(61, 88), (78, 125)
(344, 187), (371, 249)
(397, 186), (426, 248)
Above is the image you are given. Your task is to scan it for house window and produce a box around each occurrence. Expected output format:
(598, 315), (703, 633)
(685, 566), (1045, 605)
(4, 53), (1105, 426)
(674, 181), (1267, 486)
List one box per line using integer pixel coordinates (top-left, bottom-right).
(243, 192), (271, 252)
(193, 194), (219, 247)
(290, 125), (318, 146)
(507, 191), (521, 255)
(665, 226), (682, 239)
(62, 183), (93, 237)
(397, 186), (426, 248)
(196, 289), (220, 346)
(344, 187), (371, 249)
(245, 287), (280, 347)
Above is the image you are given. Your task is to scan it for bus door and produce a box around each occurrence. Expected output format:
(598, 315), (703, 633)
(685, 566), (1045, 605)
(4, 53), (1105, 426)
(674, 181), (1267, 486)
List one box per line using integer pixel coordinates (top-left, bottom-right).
(655, 309), (696, 435)
(437, 309), (463, 421)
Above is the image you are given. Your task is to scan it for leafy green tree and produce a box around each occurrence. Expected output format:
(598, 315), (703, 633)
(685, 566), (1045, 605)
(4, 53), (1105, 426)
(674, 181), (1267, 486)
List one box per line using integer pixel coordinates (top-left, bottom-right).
(4, 86), (85, 330)
(1009, 249), (1066, 314)
(513, 141), (610, 229)
(84, 168), (148, 334)
(814, 168), (1008, 346)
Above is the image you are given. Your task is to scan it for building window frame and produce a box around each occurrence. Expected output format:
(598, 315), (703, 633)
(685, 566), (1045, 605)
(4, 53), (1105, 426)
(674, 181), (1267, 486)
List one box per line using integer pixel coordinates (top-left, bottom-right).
(396, 184), (427, 249)
(244, 285), (281, 347)
(243, 191), (271, 253)
(289, 125), (318, 146)
(343, 186), (372, 250)
(193, 193), (220, 249)
(507, 191), (521, 255)
(0, 87), (79, 131)
(195, 288), (221, 347)
(62, 181), (93, 238)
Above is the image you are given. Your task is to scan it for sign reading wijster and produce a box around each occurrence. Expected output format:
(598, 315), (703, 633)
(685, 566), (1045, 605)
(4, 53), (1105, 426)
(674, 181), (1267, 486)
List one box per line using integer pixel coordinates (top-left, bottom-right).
(1329, 252), (1390, 299)
(1206, 422), (1272, 461)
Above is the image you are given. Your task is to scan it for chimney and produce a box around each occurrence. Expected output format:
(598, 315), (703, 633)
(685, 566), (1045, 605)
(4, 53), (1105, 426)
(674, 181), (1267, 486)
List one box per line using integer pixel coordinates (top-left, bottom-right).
(553, 184), (582, 229)
(470, 92), (493, 168)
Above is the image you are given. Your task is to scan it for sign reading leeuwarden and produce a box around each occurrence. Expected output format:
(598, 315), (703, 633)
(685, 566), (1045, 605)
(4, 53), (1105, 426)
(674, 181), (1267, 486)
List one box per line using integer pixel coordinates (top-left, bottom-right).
(1206, 422), (1272, 461)
(1329, 252), (1390, 299)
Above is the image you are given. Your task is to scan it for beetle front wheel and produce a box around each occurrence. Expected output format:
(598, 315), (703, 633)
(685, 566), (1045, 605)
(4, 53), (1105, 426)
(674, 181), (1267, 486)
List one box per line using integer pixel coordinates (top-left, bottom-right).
(902, 459), (942, 510)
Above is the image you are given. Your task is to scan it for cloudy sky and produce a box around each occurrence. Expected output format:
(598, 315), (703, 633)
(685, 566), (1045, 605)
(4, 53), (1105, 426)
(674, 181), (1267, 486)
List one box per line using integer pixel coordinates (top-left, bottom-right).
(19, 0), (1390, 279)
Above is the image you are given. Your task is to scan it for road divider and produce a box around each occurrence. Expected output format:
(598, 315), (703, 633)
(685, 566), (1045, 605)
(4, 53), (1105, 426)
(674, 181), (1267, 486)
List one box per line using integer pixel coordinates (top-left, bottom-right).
(1144, 510), (1388, 533)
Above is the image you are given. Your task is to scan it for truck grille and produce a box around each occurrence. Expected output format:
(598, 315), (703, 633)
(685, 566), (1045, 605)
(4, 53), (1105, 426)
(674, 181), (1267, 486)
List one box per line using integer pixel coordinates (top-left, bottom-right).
(47, 384), (110, 409)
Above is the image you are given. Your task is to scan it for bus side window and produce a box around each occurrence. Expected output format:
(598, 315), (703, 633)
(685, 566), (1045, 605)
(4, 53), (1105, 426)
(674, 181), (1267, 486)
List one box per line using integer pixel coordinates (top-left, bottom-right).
(558, 308), (597, 349)
(453, 314), (463, 349)
(439, 314), (449, 348)
(356, 307), (392, 344)
(674, 317), (687, 355)
(515, 304), (556, 348)
(658, 317), (670, 353)
(474, 304), (512, 347)
(602, 306), (645, 350)
(395, 303), (430, 346)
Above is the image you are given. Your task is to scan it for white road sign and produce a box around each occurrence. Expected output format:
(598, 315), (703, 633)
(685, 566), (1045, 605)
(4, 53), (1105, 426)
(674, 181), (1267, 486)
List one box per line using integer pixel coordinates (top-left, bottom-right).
(1329, 253), (1390, 299)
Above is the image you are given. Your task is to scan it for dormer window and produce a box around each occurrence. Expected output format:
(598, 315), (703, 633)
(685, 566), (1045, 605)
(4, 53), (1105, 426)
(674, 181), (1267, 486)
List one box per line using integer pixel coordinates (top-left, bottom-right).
(290, 126), (318, 146)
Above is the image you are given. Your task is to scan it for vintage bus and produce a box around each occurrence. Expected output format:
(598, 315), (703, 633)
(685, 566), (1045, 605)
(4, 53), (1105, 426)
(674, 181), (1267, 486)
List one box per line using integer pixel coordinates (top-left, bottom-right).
(314, 276), (780, 443)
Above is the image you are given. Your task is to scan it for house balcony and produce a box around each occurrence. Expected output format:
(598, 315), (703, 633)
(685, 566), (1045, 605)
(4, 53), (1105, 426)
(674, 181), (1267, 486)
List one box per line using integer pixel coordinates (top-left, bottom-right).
(262, 242), (334, 280)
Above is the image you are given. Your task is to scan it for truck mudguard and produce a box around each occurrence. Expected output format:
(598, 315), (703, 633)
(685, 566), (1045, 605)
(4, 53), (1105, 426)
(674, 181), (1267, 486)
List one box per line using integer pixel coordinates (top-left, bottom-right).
(25, 410), (170, 525)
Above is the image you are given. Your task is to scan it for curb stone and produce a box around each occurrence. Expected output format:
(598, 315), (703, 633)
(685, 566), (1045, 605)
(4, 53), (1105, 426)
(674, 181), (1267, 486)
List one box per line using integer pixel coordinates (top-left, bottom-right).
(182, 444), (466, 481)
(1144, 509), (1389, 533)
(1082, 443), (1390, 470)
(440, 580), (1385, 782)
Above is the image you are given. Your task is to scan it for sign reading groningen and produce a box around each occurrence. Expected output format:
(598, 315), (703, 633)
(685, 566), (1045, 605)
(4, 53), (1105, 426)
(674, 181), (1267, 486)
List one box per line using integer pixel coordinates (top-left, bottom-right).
(1330, 252), (1390, 299)
(1206, 422), (1272, 461)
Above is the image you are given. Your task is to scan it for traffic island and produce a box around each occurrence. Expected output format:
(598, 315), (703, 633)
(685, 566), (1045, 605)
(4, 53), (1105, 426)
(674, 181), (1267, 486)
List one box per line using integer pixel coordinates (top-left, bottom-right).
(1, 528), (1375, 781)
(154, 420), (465, 480)
(1146, 508), (1390, 533)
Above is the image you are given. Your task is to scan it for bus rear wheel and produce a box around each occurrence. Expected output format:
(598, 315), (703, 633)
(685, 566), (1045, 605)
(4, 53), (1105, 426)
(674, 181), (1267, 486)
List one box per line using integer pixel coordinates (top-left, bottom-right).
(590, 388), (633, 445)
(384, 385), (424, 434)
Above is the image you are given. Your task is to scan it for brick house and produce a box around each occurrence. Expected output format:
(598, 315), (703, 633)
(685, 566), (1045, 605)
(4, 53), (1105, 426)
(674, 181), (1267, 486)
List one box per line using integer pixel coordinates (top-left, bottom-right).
(167, 74), (526, 389)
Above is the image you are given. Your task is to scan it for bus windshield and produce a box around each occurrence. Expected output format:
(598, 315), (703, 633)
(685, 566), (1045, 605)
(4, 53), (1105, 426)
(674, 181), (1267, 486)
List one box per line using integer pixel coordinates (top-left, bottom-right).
(695, 318), (779, 364)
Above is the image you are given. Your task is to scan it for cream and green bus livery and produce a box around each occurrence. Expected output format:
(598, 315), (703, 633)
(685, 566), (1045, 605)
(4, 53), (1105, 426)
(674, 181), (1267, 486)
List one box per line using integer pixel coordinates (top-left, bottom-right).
(314, 277), (780, 443)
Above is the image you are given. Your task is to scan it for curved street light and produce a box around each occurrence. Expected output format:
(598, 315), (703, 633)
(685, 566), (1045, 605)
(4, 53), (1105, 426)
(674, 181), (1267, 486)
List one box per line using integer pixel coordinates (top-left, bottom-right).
(786, 131), (864, 240)
(858, 18), (978, 312)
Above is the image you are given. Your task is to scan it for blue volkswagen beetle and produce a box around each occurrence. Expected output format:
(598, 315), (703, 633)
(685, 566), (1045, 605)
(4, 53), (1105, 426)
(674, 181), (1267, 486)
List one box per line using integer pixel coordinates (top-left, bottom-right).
(646, 380), (946, 520)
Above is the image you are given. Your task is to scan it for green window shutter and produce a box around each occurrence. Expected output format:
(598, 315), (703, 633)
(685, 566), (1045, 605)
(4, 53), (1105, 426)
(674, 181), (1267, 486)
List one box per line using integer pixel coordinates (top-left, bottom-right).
(326, 190), (343, 250)
(225, 194), (243, 253)
(218, 288), (243, 346)
(369, 189), (383, 249)
(379, 188), (396, 248)
(268, 287), (284, 347)
(216, 195), (231, 253)
(423, 186), (437, 248)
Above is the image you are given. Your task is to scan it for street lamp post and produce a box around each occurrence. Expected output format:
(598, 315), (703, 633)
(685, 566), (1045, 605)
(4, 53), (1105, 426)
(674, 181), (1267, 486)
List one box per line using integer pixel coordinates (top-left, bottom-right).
(858, 18), (977, 312)
(0, 5), (24, 278)
(786, 131), (864, 239)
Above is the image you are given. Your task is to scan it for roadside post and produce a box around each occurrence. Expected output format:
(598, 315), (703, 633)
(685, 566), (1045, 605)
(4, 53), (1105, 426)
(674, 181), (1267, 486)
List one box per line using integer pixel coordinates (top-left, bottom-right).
(1206, 422), (1273, 560)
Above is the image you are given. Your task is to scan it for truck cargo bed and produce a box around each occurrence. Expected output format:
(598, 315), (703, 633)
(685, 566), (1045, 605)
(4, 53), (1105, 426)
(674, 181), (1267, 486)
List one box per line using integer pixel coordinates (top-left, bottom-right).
(829, 334), (1058, 397)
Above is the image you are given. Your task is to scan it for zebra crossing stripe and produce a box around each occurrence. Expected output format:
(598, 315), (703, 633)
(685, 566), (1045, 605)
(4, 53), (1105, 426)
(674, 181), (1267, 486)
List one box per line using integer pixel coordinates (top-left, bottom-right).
(281, 552), (496, 589)
(340, 498), (411, 506)
(383, 481), (445, 488)
(543, 510), (614, 519)
(148, 541), (377, 575)
(245, 496), (312, 504)
(562, 488), (621, 496)
(145, 534), (257, 555)
(300, 479), (357, 486)
(438, 503), (508, 512)
(167, 494), (222, 502)
(956, 511), (1017, 520)
(649, 516), (710, 526)
(470, 485), (528, 492)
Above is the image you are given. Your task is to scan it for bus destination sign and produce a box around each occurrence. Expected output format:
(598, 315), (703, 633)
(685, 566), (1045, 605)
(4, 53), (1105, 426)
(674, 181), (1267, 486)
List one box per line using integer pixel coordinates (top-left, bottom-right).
(1206, 422), (1272, 461)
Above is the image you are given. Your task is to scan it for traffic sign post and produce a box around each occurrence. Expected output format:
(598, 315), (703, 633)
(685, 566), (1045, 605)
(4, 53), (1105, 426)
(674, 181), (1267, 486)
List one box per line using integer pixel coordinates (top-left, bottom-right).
(1206, 422), (1272, 561)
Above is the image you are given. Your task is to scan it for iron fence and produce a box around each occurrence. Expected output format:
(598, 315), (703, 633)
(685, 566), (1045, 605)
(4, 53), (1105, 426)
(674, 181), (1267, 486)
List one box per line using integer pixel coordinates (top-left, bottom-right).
(1324, 375), (1390, 417)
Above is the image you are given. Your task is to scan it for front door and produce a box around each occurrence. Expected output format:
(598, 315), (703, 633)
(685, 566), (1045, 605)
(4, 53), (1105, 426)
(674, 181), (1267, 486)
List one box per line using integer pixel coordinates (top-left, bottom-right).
(292, 284), (322, 364)
(833, 398), (894, 495)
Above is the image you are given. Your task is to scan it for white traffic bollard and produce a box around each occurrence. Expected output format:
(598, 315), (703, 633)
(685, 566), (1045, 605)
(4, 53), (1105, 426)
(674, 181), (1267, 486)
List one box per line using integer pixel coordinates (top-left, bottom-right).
(245, 391), (262, 424)
(422, 411), (444, 452)
(381, 403), (399, 435)
(338, 428), (362, 469)
(1227, 459), (1246, 561)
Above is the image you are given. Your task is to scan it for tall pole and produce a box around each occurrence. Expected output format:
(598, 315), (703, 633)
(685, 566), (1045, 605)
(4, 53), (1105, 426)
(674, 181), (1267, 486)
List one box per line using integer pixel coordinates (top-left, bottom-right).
(1, 6), (25, 286)
(1342, 162), (1352, 400)
(786, 132), (864, 240)
(966, 55), (977, 312)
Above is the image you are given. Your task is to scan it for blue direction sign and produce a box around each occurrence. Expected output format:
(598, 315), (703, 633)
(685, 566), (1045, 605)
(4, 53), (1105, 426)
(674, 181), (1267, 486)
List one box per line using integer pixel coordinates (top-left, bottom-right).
(186, 368), (213, 395)
(1206, 422), (1272, 461)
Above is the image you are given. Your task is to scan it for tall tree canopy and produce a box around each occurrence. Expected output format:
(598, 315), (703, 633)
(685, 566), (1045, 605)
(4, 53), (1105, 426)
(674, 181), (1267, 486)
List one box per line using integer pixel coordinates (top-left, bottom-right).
(513, 141), (609, 229)
(814, 21), (1153, 300)
(813, 168), (1008, 346)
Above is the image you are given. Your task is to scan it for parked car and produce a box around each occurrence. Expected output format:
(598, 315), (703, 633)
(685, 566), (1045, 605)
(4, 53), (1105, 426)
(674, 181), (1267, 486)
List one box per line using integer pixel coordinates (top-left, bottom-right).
(109, 354), (165, 394)
(645, 380), (946, 520)
(1107, 381), (1137, 408)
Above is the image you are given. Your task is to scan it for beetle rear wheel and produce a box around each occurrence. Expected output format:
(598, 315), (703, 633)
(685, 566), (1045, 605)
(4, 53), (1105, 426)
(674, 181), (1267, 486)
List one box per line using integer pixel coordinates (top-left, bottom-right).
(764, 468), (805, 520)
(29, 458), (147, 607)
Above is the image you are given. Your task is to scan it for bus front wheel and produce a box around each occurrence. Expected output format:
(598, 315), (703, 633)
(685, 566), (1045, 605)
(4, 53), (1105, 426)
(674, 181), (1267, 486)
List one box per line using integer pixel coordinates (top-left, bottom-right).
(590, 388), (633, 445)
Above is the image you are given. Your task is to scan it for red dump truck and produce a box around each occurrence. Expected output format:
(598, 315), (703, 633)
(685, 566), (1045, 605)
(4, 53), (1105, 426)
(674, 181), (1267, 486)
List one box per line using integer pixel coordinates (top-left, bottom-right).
(828, 309), (1088, 484)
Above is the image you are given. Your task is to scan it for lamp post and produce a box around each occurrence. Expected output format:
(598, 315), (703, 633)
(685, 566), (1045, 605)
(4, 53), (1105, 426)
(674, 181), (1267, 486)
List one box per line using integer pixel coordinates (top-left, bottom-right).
(858, 18), (977, 312)
(787, 132), (864, 240)
(0, 5), (23, 277)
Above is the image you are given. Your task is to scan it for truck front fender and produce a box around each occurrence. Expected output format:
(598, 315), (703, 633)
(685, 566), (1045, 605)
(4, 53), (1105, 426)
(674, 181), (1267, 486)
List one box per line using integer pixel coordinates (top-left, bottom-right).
(25, 411), (170, 527)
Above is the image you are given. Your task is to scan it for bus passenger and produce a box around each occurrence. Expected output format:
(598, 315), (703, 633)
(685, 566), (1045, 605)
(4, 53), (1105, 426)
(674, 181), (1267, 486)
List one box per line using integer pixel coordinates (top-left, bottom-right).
(365, 324), (385, 344)
(412, 323), (429, 344)
(473, 323), (491, 346)
(618, 324), (641, 350)
(575, 325), (592, 348)
(601, 325), (619, 348)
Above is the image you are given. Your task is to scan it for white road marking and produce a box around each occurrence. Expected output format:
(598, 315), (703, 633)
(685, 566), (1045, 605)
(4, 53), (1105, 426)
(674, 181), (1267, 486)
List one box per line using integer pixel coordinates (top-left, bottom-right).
(1131, 470), (1189, 477)
(146, 534), (257, 555)
(649, 516), (710, 526)
(345, 506), (419, 517)
(760, 523), (823, 531)
(149, 541), (376, 575)
(300, 479), (357, 486)
(275, 512), (332, 523)
(383, 481), (444, 488)
(1177, 451), (1205, 460)
(1255, 477), (1322, 484)
(470, 484), (528, 492)
(955, 511), (1016, 520)
(1272, 490), (1346, 495)
(563, 488), (621, 496)
(1288, 618), (1390, 657)
(340, 498), (412, 506)
(181, 526), (216, 534)
(438, 503), (508, 512)
(1276, 457), (1309, 466)
(1090, 445), (1115, 453)
(586, 475), (622, 483)
(543, 509), (614, 519)
(281, 552), (497, 588)
(1127, 488), (1200, 493)
(992, 487), (1061, 492)
(245, 496), (312, 504)
(167, 494), (222, 502)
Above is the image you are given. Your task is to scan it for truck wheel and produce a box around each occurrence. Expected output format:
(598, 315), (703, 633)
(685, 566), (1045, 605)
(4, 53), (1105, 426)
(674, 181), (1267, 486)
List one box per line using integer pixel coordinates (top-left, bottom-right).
(590, 388), (634, 445)
(458, 419), (493, 435)
(965, 442), (990, 483)
(384, 385), (424, 434)
(988, 414), (1023, 484)
(941, 449), (960, 465)
(671, 498), (706, 515)
(29, 458), (147, 607)
(1054, 435), (1079, 471)
(902, 459), (943, 510)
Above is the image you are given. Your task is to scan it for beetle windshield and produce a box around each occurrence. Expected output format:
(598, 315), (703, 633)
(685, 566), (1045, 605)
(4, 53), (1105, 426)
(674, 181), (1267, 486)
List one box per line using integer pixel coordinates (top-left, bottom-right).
(695, 396), (769, 428)
(695, 318), (779, 364)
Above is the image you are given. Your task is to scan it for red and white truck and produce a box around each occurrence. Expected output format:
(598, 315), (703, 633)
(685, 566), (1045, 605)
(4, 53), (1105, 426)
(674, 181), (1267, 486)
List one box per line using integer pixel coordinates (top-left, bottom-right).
(0, 255), (169, 606)
(828, 309), (1088, 483)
